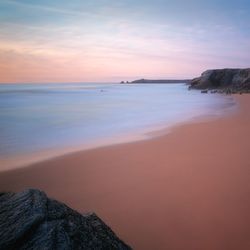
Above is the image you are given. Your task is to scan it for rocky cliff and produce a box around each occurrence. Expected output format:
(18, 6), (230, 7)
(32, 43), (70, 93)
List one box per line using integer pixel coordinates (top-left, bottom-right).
(190, 68), (250, 91)
(0, 189), (131, 250)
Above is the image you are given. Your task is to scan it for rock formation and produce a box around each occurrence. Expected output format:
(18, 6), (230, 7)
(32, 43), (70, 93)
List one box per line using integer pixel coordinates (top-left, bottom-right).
(190, 68), (250, 91)
(0, 189), (131, 250)
(130, 79), (190, 84)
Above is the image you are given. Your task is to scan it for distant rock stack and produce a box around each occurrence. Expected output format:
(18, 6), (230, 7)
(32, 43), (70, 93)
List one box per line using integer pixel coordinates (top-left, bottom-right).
(0, 189), (132, 250)
(189, 68), (250, 93)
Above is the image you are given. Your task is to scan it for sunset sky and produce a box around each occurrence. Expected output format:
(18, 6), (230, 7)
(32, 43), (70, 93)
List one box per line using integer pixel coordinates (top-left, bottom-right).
(0, 0), (250, 83)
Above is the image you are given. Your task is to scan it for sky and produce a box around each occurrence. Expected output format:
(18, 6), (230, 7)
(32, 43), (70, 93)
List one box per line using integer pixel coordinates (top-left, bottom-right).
(0, 0), (250, 83)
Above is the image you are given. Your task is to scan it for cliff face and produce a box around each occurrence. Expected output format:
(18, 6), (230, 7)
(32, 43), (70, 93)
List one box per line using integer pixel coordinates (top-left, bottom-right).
(0, 189), (131, 250)
(190, 68), (250, 90)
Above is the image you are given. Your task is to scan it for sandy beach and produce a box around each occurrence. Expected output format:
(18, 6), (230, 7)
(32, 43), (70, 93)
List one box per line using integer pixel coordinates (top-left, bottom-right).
(0, 95), (250, 250)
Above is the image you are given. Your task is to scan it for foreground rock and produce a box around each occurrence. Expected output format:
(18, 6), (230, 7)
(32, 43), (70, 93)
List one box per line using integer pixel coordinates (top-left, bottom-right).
(189, 68), (250, 93)
(0, 189), (131, 250)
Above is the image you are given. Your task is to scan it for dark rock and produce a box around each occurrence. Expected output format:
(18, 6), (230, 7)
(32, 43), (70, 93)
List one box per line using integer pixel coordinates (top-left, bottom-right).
(0, 189), (132, 250)
(189, 68), (250, 92)
(201, 90), (208, 93)
(210, 90), (218, 94)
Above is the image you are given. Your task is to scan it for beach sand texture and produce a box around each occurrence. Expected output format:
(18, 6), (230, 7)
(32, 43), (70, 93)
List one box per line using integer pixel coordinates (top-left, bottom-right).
(0, 95), (250, 250)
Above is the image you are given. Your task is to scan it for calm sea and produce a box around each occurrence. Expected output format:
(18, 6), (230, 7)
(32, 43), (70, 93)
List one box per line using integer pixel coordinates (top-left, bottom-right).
(0, 83), (236, 170)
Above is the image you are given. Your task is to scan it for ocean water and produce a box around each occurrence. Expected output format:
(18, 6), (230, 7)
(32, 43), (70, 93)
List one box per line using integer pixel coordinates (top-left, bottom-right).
(0, 83), (236, 169)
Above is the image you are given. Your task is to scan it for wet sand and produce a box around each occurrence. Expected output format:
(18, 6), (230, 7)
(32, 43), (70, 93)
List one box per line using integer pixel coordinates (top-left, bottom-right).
(0, 95), (250, 250)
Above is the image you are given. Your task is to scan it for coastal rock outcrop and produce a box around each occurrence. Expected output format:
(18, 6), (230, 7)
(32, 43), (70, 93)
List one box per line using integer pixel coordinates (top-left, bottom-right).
(0, 189), (131, 250)
(190, 68), (250, 91)
(130, 79), (190, 84)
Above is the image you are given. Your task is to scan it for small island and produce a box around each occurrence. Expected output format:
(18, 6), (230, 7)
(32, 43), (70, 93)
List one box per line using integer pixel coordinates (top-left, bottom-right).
(121, 79), (191, 84)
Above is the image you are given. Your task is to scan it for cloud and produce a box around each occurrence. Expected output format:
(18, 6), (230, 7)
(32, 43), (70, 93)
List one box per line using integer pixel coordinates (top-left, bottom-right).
(0, 0), (249, 82)
(1, 0), (96, 17)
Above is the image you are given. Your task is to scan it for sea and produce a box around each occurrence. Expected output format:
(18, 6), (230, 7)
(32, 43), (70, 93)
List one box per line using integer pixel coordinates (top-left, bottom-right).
(0, 83), (236, 170)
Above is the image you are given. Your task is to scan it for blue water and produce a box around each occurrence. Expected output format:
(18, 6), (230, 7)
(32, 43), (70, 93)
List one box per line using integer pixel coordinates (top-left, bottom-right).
(0, 83), (235, 167)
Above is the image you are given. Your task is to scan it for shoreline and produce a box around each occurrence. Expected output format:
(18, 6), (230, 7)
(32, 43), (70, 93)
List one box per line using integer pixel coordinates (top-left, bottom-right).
(0, 95), (250, 249)
(0, 94), (237, 172)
